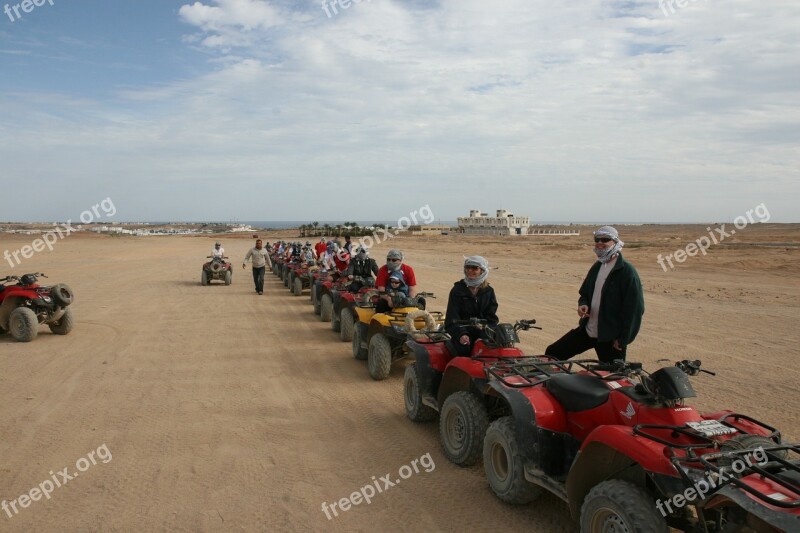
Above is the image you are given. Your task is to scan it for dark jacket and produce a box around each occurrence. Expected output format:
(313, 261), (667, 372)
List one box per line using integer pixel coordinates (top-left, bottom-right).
(345, 257), (379, 279)
(445, 280), (499, 338)
(578, 253), (644, 346)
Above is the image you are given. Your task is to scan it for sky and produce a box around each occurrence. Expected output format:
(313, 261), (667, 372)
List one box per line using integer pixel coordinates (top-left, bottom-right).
(0, 0), (798, 223)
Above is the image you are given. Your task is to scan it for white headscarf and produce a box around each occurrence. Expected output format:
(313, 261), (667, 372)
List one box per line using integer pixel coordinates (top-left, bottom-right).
(593, 226), (624, 263)
(463, 255), (489, 287)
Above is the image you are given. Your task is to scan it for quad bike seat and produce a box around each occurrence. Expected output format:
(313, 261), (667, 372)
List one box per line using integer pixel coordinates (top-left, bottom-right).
(545, 373), (610, 412)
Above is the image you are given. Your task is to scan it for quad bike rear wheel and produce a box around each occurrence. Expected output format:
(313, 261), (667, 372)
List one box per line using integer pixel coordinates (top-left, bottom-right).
(9, 307), (38, 342)
(201, 270), (209, 286)
(368, 333), (392, 380)
(580, 479), (668, 533)
(49, 283), (74, 306)
(352, 325), (367, 360)
(331, 306), (341, 332)
(282, 269), (289, 287)
(483, 417), (542, 503)
(293, 277), (303, 296)
(440, 391), (489, 466)
(48, 307), (74, 335)
(404, 364), (437, 422)
(224, 270), (232, 285)
(339, 309), (354, 342)
(320, 294), (333, 322)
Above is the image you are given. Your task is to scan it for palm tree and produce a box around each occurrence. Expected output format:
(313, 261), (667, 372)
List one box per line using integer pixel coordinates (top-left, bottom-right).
(312, 221), (319, 237)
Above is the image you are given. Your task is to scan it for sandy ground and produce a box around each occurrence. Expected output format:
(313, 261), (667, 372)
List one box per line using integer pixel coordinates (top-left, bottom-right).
(1, 225), (798, 532)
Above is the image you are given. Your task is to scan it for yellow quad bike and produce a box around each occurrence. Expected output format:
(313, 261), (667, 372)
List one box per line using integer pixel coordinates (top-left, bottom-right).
(351, 291), (443, 381)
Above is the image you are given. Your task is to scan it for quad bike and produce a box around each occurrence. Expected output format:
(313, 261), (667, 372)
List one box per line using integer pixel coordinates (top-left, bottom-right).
(291, 263), (318, 297)
(282, 258), (301, 288)
(478, 357), (799, 532)
(0, 273), (74, 342)
(403, 318), (541, 466)
(201, 256), (232, 285)
(311, 270), (331, 314)
(317, 271), (348, 323)
(334, 276), (376, 342)
(351, 291), (442, 380)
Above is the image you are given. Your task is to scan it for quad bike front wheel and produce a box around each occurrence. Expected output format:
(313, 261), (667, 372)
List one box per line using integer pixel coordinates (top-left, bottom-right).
(293, 277), (303, 297)
(224, 270), (232, 285)
(580, 480), (668, 533)
(201, 270), (209, 286)
(439, 391), (489, 466)
(9, 307), (38, 342)
(320, 294), (333, 322)
(312, 284), (321, 314)
(404, 364), (437, 422)
(331, 306), (341, 332)
(483, 416), (542, 504)
(368, 333), (392, 380)
(352, 325), (367, 360)
(339, 309), (354, 342)
(48, 307), (74, 335)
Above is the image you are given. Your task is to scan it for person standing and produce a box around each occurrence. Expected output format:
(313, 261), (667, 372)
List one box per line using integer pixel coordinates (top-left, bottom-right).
(243, 239), (272, 295)
(545, 226), (644, 363)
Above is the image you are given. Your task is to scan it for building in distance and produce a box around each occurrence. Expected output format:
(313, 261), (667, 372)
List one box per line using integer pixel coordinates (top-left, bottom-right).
(458, 209), (530, 235)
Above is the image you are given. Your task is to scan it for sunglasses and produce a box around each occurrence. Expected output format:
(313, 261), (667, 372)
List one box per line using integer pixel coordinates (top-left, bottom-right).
(389, 280), (401, 284)
(464, 265), (481, 271)
(387, 258), (401, 262)
(594, 237), (613, 243)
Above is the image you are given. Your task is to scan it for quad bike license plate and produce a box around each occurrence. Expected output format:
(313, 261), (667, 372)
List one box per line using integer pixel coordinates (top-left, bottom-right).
(686, 420), (738, 437)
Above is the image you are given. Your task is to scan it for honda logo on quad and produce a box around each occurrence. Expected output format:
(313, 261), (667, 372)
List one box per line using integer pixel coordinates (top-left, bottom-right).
(620, 402), (635, 419)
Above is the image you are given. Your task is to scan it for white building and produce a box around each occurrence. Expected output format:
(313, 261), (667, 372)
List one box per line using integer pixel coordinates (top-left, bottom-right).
(457, 209), (530, 235)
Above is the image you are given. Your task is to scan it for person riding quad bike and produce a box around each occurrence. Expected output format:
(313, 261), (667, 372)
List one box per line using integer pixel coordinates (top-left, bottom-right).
(344, 246), (379, 292)
(444, 255), (499, 357)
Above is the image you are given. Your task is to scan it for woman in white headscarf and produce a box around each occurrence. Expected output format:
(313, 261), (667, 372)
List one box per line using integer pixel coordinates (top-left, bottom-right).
(444, 256), (499, 357)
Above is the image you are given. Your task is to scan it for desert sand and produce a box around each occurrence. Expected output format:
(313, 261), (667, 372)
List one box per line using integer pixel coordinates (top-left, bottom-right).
(1, 225), (798, 532)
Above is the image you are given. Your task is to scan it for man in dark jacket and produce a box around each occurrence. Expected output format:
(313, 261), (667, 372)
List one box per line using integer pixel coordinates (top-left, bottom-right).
(345, 246), (379, 292)
(546, 226), (644, 363)
(445, 256), (499, 357)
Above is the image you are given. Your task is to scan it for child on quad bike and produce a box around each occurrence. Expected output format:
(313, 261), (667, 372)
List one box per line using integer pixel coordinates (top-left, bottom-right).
(375, 249), (417, 312)
(444, 255), (499, 356)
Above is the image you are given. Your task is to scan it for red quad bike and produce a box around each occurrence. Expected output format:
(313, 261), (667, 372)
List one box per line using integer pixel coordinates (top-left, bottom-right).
(403, 317), (541, 466)
(282, 258), (301, 288)
(286, 261), (306, 294)
(478, 358), (799, 532)
(0, 273), (75, 342)
(201, 256), (232, 286)
(317, 272), (348, 324)
(291, 263), (318, 297)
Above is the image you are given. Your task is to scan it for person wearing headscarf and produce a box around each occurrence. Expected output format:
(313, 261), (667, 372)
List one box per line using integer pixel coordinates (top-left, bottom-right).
(374, 249), (417, 312)
(444, 256), (499, 357)
(345, 246), (379, 292)
(545, 226), (644, 363)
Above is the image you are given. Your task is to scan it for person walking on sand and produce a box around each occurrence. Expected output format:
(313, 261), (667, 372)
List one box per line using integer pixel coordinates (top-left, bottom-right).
(243, 239), (272, 295)
(545, 226), (644, 363)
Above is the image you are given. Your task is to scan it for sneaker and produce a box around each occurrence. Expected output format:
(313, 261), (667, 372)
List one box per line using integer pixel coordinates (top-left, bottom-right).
(258, 291), (263, 295)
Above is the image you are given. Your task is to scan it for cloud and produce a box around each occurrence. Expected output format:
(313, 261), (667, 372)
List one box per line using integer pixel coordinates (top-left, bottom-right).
(0, 0), (798, 221)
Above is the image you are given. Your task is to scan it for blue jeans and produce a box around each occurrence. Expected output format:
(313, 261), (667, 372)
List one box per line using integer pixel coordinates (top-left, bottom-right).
(252, 266), (265, 292)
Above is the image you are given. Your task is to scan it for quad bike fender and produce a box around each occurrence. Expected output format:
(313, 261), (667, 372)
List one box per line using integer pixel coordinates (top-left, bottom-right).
(407, 340), (445, 400)
(353, 307), (375, 325)
(579, 426), (679, 477)
(436, 364), (487, 408)
(703, 483), (800, 532)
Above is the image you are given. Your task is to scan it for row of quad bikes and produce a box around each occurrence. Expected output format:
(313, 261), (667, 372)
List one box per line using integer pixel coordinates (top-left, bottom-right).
(271, 253), (799, 532)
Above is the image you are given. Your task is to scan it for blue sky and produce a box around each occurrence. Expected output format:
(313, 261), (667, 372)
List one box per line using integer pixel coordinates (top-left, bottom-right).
(1, 0), (798, 223)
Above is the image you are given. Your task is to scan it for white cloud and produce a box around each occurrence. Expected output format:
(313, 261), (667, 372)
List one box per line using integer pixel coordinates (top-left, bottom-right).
(1, 0), (798, 222)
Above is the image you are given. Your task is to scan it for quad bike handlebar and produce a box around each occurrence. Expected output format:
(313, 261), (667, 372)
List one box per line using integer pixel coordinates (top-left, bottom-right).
(0, 272), (47, 284)
(675, 359), (715, 376)
(454, 317), (541, 331)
